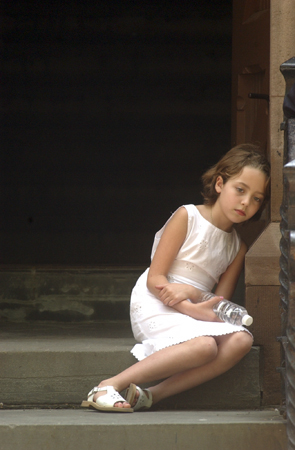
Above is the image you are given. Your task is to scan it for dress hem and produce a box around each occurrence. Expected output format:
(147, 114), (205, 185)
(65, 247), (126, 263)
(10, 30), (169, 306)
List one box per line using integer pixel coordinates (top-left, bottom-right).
(130, 328), (253, 361)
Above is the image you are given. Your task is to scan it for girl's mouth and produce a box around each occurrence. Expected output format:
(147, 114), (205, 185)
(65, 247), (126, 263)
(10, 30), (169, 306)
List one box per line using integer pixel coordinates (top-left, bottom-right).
(235, 209), (246, 217)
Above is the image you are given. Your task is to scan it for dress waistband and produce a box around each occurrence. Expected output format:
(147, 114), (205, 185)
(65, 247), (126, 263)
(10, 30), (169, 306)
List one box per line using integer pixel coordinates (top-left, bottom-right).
(168, 260), (215, 292)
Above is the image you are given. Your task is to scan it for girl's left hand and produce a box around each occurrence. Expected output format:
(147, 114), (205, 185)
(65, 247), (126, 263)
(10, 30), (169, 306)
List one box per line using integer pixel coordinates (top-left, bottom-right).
(155, 283), (194, 307)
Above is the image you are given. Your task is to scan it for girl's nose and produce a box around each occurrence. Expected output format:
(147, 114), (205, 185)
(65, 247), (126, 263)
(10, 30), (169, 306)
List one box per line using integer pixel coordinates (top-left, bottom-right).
(241, 196), (250, 206)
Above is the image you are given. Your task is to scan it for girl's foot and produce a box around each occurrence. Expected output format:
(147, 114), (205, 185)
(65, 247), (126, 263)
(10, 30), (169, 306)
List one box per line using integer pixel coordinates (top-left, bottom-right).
(81, 385), (133, 412)
(126, 384), (153, 411)
(93, 383), (131, 409)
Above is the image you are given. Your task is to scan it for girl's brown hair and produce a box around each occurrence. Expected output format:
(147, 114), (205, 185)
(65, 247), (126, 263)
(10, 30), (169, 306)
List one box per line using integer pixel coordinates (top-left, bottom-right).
(201, 143), (270, 220)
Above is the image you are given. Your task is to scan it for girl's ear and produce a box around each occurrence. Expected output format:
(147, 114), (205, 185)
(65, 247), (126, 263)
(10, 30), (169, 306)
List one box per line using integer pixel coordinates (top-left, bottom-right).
(215, 176), (224, 193)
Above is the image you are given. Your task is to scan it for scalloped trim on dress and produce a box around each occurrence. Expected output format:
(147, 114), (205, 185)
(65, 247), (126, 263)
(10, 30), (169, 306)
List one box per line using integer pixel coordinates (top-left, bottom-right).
(130, 328), (253, 361)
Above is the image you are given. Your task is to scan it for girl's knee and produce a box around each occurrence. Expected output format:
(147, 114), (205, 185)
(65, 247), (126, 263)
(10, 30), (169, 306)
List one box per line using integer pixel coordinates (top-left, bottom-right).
(232, 331), (253, 354)
(197, 336), (218, 360)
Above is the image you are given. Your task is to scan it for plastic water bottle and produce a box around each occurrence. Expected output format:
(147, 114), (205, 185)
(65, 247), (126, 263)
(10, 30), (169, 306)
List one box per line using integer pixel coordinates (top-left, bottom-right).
(199, 292), (253, 326)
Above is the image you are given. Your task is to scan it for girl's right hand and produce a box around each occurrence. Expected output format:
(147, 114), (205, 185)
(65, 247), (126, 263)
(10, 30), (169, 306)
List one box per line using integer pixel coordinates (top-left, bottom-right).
(155, 283), (195, 307)
(173, 296), (223, 322)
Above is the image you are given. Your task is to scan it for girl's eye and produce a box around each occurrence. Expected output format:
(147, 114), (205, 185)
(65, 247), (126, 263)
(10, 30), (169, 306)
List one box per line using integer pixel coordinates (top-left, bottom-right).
(254, 197), (262, 203)
(236, 187), (243, 193)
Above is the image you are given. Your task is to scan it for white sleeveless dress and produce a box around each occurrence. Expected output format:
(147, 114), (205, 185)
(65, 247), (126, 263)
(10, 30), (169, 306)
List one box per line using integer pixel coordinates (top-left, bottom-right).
(130, 204), (252, 361)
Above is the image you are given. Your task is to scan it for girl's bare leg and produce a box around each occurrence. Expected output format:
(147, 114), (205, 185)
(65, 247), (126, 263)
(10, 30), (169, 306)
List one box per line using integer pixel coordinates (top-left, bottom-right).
(149, 331), (253, 404)
(103, 332), (253, 406)
(93, 332), (252, 407)
(93, 335), (218, 407)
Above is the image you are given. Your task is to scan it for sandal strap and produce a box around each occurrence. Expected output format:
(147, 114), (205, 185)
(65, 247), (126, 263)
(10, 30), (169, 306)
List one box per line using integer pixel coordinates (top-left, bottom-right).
(134, 387), (153, 411)
(87, 387), (105, 396)
(87, 386), (127, 406)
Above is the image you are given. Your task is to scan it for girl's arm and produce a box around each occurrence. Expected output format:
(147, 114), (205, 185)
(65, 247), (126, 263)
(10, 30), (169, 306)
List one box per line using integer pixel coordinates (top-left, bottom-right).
(147, 207), (204, 304)
(171, 240), (248, 321)
(214, 240), (247, 299)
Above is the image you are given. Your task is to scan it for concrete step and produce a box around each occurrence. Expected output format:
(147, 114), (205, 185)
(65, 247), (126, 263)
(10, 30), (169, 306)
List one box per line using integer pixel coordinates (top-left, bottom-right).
(0, 323), (262, 410)
(0, 409), (287, 450)
(0, 265), (246, 323)
(0, 266), (144, 322)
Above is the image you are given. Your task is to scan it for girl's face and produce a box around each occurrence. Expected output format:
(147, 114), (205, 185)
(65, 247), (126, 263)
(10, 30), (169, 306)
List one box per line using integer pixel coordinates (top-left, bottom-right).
(214, 166), (267, 228)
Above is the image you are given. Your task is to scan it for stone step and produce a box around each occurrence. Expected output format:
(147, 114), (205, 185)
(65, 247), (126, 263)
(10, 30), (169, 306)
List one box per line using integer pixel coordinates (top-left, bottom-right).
(0, 409), (287, 450)
(0, 265), (246, 323)
(0, 323), (262, 410)
(0, 266), (144, 322)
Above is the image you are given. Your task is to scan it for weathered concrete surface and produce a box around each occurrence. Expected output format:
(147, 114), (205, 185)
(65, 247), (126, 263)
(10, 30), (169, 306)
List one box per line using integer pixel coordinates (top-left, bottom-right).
(0, 323), (262, 410)
(0, 267), (144, 321)
(0, 409), (287, 450)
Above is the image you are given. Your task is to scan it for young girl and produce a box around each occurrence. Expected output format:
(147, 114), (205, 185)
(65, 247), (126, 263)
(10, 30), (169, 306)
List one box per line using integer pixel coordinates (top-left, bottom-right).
(82, 143), (270, 412)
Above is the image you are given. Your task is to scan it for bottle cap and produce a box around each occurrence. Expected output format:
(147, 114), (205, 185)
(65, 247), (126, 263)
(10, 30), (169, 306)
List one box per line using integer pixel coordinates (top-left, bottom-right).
(242, 315), (253, 326)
